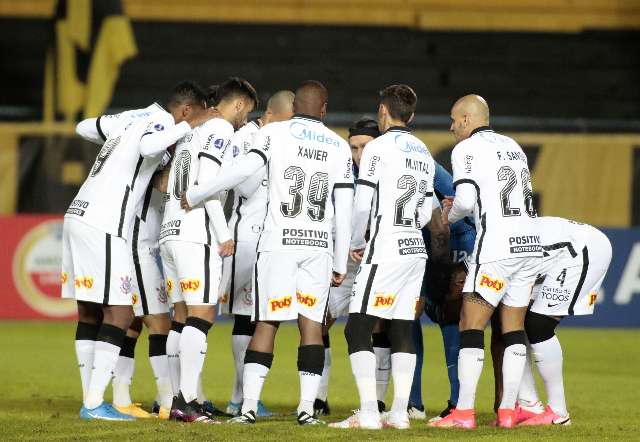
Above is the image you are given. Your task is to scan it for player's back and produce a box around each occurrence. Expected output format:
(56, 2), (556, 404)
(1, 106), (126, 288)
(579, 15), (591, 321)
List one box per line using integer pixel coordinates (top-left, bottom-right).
(537, 216), (606, 261)
(66, 104), (164, 238)
(256, 114), (353, 254)
(453, 129), (541, 263)
(160, 118), (231, 246)
(359, 127), (434, 261)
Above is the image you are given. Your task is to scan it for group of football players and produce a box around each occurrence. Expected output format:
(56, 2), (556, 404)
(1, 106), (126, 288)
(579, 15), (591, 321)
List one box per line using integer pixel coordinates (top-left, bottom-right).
(62, 77), (612, 430)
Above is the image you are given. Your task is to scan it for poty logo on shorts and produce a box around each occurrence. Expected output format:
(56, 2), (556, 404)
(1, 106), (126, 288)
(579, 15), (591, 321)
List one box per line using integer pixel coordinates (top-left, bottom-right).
(60, 272), (68, 285)
(180, 279), (201, 292)
(588, 291), (597, 306)
(120, 276), (133, 294)
(479, 274), (505, 292)
(296, 291), (317, 308)
(269, 295), (292, 312)
(373, 293), (395, 308)
(74, 276), (93, 289)
(132, 292), (139, 305)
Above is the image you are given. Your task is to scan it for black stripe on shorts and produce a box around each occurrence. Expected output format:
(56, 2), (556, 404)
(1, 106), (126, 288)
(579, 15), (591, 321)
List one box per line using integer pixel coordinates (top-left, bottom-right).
(568, 246), (589, 315)
(132, 217), (149, 315)
(103, 233), (112, 305)
(359, 263), (378, 314)
(203, 244), (211, 303)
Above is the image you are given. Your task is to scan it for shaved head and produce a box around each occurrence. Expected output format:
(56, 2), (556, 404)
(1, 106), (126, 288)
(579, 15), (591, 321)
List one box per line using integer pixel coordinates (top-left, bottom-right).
(262, 90), (295, 124)
(449, 94), (491, 142)
(293, 80), (328, 119)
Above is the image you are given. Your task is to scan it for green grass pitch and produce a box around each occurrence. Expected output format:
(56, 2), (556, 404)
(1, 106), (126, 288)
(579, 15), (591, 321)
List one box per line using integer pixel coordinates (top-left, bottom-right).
(1, 321), (639, 441)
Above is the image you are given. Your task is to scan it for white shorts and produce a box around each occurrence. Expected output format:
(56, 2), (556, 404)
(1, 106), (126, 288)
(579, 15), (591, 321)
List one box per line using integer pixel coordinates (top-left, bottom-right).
(132, 244), (170, 317)
(160, 240), (222, 306)
(328, 257), (359, 319)
(253, 250), (332, 323)
(350, 258), (426, 321)
(464, 256), (542, 308)
(531, 235), (612, 316)
(219, 240), (256, 316)
(61, 217), (134, 306)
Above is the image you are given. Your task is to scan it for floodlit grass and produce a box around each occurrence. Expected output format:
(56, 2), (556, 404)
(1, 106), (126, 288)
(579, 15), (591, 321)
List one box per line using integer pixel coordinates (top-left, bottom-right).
(1, 321), (639, 441)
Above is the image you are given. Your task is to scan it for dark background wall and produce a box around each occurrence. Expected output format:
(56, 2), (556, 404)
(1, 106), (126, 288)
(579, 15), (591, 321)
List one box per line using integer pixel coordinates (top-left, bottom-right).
(2, 18), (639, 125)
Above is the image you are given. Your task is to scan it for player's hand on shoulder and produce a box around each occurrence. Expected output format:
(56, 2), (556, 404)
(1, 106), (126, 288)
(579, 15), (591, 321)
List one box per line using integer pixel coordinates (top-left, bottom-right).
(441, 196), (454, 226)
(331, 271), (346, 287)
(180, 192), (193, 211)
(218, 239), (235, 257)
(350, 248), (365, 262)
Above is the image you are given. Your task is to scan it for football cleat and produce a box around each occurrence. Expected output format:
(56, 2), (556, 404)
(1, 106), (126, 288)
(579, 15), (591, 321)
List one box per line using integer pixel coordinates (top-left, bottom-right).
(298, 411), (325, 426)
(515, 401), (545, 424)
(519, 405), (571, 426)
(329, 410), (382, 430)
(114, 403), (152, 418)
(313, 398), (331, 417)
(79, 402), (136, 421)
(497, 408), (517, 428)
(428, 400), (455, 423)
(228, 410), (257, 425)
(151, 401), (160, 414)
(202, 400), (234, 418)
(407, 403), (426, 420)
(257, 401), (275, 417)
(428, 408), (476, 429)
(226, 401), (242, 417)
(382, 411), (410, 429)
(377, 400), (386, 413)
(170, 393), (219, 424)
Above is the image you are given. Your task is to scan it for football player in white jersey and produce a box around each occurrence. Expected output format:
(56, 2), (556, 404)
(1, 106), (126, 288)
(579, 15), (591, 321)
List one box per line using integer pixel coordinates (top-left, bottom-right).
(330, 85), (435, 430)
(183, 80), (354, 426)
(219, 90), (295, 417)
(515, 216), (612, 426)
(160, 77), (258, 423)
(75, 125), (175, 420)
(314, 117), (386, 417)
(63, 82), (212, 421)
(432, 95), (542, 429)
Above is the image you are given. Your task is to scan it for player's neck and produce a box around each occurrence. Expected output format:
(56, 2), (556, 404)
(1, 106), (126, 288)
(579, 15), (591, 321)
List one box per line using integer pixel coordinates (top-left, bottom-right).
(380, 118), (407, 133)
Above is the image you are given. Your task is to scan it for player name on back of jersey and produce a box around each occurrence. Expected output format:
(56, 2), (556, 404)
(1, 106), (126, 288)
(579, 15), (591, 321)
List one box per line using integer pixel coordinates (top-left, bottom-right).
(298, 146), (328, 162)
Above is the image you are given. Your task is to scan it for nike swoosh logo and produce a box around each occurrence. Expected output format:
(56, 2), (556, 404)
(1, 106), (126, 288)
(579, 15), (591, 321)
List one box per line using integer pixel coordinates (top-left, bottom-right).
(547, 303), (561, 307)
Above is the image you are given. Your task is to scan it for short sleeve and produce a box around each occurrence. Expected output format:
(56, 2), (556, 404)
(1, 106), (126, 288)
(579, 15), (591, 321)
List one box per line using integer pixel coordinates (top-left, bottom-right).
(249, 126), (274, 165)
(451, 142), (476, 187)
(199, 120), (233, 166)
(333, 140), (354, 189)
(356, 142), (383, 189)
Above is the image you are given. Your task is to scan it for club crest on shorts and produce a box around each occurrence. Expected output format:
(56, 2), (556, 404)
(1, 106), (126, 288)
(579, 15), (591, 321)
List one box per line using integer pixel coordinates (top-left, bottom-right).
(296, 291), (317, 307)
(120, 276), (133, 294)
(157, 282), (168, 304)
(243, 287), (253, 306)
(269, 295), (292, 312)
(372, 292), (395, 307)
(478, 274), (505, 292)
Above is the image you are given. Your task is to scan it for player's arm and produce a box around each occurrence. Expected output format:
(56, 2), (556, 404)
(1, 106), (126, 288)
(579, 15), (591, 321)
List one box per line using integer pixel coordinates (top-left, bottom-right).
(138, 113), (194, 158)
(351, 144), (381, 260)
(445, 146), (476, 224)
(183, 129), (272, 209)
(75, 114), (120, 144)
(332, 146), (355, 283)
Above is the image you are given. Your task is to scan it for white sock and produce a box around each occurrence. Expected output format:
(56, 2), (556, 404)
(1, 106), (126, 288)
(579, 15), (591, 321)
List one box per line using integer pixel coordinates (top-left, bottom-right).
(149, 354), (172, 409)
(350, 351), (378, 414)
(390, 352), (416, 415)
(166, 329), (181, 396)
(499, 343), (527, 409)
(179, 325), (208, 403)
(373, 346), (391, 403)
(197, 356), (208, 404)
(242, 362), (270, 414)
(231, 334), (252, 403)
(298, 370), (322, 416)
(112, 355), (135, 407)
(456, 347), (485, 410)
(532, 336), (568, 416)
(84, 341), (121, 409)
(75, 340), (95, 402)
(518, 348), (541, 407)
(316, 347), (331, 401)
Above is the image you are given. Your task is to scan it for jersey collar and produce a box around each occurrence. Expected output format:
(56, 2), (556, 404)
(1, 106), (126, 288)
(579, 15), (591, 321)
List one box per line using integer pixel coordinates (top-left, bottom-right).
(469, 126), (493, 137)
(249, 117), (262, 129)
(293, 113), (322, 123)
(385, 125), (410, 134)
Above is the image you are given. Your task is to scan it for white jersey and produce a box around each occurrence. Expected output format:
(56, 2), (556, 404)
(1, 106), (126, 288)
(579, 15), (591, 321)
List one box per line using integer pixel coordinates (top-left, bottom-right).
(159, 118), (234, 245)
(538, 216), (602, 267)
(136, 186), (165, 249)
(250, 114), (354, 253)
(451, 127), (542, 264)
(66, 103), (183, 239)
(357, 127), (435, 263)
(227, 120), (268, 242)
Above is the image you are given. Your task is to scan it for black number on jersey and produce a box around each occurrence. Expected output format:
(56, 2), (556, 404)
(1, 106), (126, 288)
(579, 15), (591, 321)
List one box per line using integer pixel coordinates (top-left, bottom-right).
(172, 150), (191, 200)
(395, 174), (425, 227)
(280, 166), (329, 221)
(556, 268), (567, 287)
(497, 165), (536, 218)
(90, 136), (121, 177)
